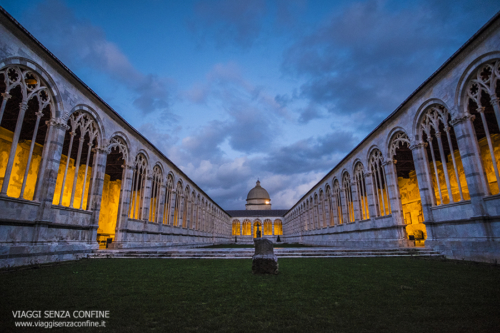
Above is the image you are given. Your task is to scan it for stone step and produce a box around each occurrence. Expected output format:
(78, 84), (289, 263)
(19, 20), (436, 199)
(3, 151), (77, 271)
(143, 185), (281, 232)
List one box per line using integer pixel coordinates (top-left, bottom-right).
(91, 254), (443, 259)
(90, 247), (442, 259)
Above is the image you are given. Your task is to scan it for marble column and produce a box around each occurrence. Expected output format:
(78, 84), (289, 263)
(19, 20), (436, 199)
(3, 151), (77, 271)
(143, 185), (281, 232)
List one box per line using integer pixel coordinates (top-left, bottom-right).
(32, 117), (68, 243)
(34, 117), (68, 222)
(365, 172), (377, 219)
(410, 142), (435, 222)
(383, 160), (403, 225)
(87, 147), (108, 245)
(351, 181), (361, 221)
(450, 111), (488, 216)
(340, 188), (349, 223)
(114, 164), (134, 243)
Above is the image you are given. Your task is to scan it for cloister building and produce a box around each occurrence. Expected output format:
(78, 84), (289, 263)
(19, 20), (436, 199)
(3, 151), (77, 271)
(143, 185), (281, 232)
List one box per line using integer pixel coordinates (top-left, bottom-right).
(0, 7), (231, 268)
(228, 180), (285, 243)
(0, 7), (499, 266)
(282, 12), (500, 263)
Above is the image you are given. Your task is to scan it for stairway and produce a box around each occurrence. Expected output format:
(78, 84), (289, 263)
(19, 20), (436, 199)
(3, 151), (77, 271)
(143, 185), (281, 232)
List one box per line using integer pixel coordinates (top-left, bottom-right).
(90, 247), (442, 259)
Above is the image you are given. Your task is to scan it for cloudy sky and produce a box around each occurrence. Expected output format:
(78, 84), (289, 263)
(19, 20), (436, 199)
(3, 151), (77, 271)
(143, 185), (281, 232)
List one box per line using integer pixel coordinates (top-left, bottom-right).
(2, 0), (499, 209)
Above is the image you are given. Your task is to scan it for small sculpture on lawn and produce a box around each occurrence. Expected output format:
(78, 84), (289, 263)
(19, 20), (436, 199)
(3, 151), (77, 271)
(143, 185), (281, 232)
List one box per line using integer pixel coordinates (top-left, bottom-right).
(252, 238), (279, 274)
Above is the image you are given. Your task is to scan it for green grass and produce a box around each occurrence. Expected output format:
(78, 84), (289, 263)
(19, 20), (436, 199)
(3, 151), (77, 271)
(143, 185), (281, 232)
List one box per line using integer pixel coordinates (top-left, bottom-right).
(1, 258), (499, 332)
(203, 243), (312, 248)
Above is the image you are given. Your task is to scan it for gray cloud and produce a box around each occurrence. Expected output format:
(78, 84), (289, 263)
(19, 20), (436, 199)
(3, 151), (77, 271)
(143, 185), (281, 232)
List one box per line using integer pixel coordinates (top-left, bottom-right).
(181, 120), (227, 160)
(298, 104), (326, 124)
(282, 0), (500, 121)
(182, 62), (287, 156)
(189, 0), (267, 49)
(258, 130), (358, 175)
(23, 0), (173, 115)
(188, 0), (306, 49)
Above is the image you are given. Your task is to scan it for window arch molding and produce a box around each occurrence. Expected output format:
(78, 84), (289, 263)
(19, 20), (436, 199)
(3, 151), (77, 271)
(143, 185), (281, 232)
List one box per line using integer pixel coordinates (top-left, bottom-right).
(0, 62), (61, 200)
(1, 57), (63, 114)
(341, 170), (355, 223)
(366, 144), (384, 167)
(134, 149), (150, 166)
(382, 126), (412, 161)
(455, 52), (500, 111)
(68, 104), (105, 147)
(148, 162), (164, 223)
(456, 55), (500, 195)
(368, 147), (391, 217)
(54, 110), (101, 209)
(387, 128), (412, 159)
(353, 161), (370, 220)
(417, 102), (470, 205)
(350, 158), (364, 176)
(105, 132), (131, 164)
(412, 98), (452, 140)
(332, 177), (343, 225)
(128, 152), (148, 220)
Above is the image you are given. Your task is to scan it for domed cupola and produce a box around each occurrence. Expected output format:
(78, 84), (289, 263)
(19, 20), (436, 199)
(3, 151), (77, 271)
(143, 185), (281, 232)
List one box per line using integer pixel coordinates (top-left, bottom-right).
(246, 180), (271, 210)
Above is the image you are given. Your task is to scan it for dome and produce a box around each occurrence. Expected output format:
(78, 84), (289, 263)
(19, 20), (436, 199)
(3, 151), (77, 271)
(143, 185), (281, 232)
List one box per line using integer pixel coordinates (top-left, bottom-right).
(246, 180), (270, 200)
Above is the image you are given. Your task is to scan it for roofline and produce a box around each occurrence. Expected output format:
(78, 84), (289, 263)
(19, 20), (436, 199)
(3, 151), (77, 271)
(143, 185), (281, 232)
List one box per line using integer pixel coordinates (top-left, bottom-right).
(284, 9), (500, 216)
(0, 5), (229, 218)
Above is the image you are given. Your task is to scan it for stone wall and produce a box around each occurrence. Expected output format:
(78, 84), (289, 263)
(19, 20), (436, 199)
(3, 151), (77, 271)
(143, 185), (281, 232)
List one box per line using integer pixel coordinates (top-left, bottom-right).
(0, 9), (231, 268)
(282, 13), (500, 263)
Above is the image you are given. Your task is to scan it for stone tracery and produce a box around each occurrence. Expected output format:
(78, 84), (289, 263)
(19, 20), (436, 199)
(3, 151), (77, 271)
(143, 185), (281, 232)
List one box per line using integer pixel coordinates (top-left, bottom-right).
(129, 153), (148, 220)
(369, 149), (390, 217)
(466, 59), (500, 195)
(419, 105), (469, 205)
(53, 111), (100, 210)
(0, 65), (52, 200)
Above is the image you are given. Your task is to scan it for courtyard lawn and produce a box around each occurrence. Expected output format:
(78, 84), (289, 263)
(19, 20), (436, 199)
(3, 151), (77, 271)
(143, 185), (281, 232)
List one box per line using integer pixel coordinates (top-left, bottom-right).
(203, 243), (312, 248)
(1, 258), (499, 333)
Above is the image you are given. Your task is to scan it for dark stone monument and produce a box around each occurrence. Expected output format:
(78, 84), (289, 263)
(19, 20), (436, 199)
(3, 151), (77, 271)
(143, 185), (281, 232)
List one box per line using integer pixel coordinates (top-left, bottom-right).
(256, 225), (261, 238)
(252, 238), (279, 274)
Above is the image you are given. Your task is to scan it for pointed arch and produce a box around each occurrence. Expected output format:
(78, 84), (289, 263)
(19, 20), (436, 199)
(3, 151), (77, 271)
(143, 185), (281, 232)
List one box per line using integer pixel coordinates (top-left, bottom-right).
(353, 161), (369, 220)
(52, 110), (100, 209)
(163, 172), (174, 225)
(128, 153), (148, 220)
(369, 147), (391, 217)
(148, 163), (163, 223)
(0, 63), (57, 200)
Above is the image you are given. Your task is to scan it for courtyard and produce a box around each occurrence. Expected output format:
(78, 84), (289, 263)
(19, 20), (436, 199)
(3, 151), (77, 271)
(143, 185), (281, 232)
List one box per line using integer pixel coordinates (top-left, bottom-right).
(1, 257), (499, 332)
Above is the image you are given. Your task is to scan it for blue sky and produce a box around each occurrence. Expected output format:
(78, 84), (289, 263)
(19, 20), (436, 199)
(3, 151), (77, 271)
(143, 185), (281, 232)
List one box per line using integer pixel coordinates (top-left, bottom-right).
(2, 0), (499, 209)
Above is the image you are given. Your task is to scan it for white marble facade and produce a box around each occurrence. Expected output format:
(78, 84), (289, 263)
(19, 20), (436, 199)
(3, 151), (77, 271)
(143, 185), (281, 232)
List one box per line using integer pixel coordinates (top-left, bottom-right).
(0, 8), (231, 268)
(282, 13), (500, 263)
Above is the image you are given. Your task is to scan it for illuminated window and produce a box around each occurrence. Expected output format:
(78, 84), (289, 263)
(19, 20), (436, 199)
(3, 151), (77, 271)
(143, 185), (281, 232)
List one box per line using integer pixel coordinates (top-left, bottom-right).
(333, 180), (343, 224)
(129, 154), (148, 220)
(264, 219), (272, 235)
(149, 165), (162, 223)
(173, 181), (183, 226)
(163, 175), (173, 225)
(242, 220), (251, 235)
(325, 185), (335, 226)
(420, 105), (469, 204)
(369, 149), (391, 216)
(182, 185), (190, 228)
(52, 111), (99, 210)
(342, 172), (355, 222)
(354, 163), (369, 220)
(274, 219), (283, 235)
(0, 66), (52, 201)
(465, 60), (500, 195)
(232, 220), (241, 235)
